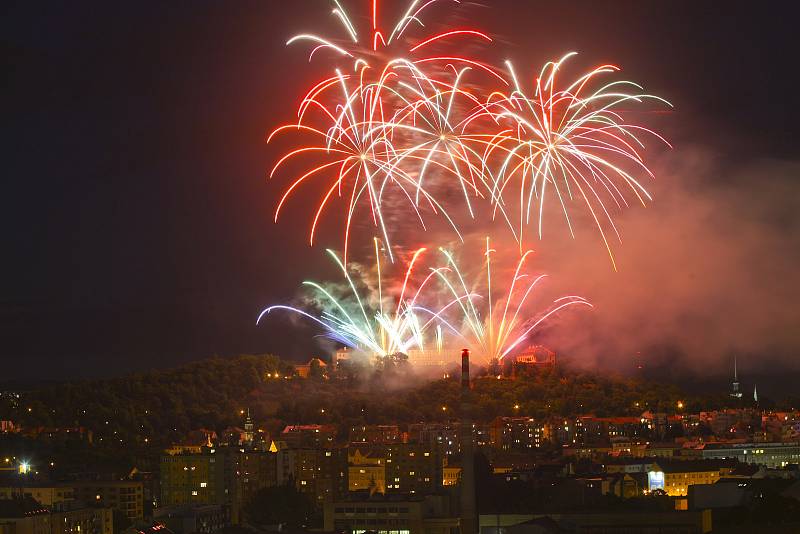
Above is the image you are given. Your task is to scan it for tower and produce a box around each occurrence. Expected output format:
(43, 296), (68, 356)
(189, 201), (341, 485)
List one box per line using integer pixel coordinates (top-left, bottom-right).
(730, 356), (742, 399)
(244, 408), (254, 447)
(459, 349), (477, 534)
(753, 384), (758, 404)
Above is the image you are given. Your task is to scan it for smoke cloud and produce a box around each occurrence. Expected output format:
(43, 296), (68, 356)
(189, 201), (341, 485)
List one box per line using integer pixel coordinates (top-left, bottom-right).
(532, 145), (800, 376)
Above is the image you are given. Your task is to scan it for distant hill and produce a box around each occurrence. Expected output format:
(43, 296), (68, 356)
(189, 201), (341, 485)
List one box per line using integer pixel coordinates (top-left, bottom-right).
(2, 353), (752, 449)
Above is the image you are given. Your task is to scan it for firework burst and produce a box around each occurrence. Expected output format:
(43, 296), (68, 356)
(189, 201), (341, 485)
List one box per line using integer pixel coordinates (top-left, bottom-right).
(258, 239), (452, 357)
(470, 53), (671, 269)
(431, 237), (593, 362)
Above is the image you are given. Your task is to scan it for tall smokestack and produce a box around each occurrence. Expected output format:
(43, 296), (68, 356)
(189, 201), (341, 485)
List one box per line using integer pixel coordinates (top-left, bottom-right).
(461, 348), (470, 389)
(459, 349), (477, 534)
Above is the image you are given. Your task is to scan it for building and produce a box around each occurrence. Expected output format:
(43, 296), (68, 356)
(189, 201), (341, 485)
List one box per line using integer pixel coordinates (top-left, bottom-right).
(348, 448), (386, 494)
(488, 418), (547, 451)
(646, 461), (730, 497)
(280, 425), (337, 448)
(292, 447), (348, 506)
(603, 458), (660, 475)
(478, 510), (712, 534)
(576, 416), (649, 446)
(237, 451), (277, 509)
(0, 497), (112, 534)
(0, 497), (50, 534)
(409, 423), (462, 456)
(153, 504), (228, 534)
(442, 466), (461, 487)
(160, 450), (224, 508)
(0, 487), (74, 508)
(71, 481), (144, 520)
(160, 446), (275, 524)
(513, 345), (556, 369)
(384, 443), (443, 495)
(405, 350), (457, 368)
(349, 426), (402, 445)
(294, 358), (328, 378)
(696, 442), (800, 468)
(325, 493), (458, 534)
(50, 505), (113, 534)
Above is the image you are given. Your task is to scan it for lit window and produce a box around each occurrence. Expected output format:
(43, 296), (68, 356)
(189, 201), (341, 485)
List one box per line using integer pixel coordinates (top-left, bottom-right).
(200, 483), (207, 488)
(191, 491), (198, 496)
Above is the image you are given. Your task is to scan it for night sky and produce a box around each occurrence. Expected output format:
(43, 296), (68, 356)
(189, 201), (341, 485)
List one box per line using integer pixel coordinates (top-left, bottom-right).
(2, 1), (799, 380)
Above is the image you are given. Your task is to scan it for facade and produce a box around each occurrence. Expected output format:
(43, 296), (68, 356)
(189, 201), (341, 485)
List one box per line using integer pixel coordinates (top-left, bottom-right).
(442, 467), (460, 487)
(488, 418), (547, 451)
(325, 494), (457, 534)
(646, 462), (726, 497)
(154, 504), (228, 534)
(0, 488), (73, 508)
(160, 450), (224, 508)
(385, 444), (442, 495)
(697, 442), (800, 468)
(409, 424), (461, 456)
(0, 498), (112, 534)
(51, 506), (112, 534)
(293, 447), (348, 506)
(160, 446), (281, 524)
(71, 481), (144, 520)
(513, 345), (556, 368)
(349, 426), (402, 445)
(478, 511), (712, 534)
(348, 448), (386, 494)
(280, 425), (337, 448)
(236, 451), (277, 509)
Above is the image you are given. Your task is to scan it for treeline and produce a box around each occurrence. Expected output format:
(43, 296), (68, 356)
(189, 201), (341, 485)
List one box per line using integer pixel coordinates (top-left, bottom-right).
(1, 355), (293, 446)
(2, 354), (742, 448)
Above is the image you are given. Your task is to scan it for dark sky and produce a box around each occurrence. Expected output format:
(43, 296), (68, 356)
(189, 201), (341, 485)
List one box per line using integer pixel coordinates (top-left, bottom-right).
(2, 1), (798, 380)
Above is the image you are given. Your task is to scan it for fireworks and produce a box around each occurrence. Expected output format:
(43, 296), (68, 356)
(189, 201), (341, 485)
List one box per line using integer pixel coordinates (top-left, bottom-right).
(472, 53), (672, 268)
(269, 64), (465, 263)
(287, 0), (494, 70)
(260, 1), (671, 367)
(258, 240), (445, 357)
(432, 238), (593, 362)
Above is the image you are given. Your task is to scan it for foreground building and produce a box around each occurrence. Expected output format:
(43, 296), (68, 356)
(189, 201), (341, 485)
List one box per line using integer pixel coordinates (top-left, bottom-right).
(324, 493), (458, 534)
(0, 497), (113, 534)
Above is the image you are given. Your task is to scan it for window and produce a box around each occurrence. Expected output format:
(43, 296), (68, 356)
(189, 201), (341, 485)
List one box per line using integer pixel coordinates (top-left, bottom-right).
(200, 483), (207, 488)
(191, 491), (198, 496)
